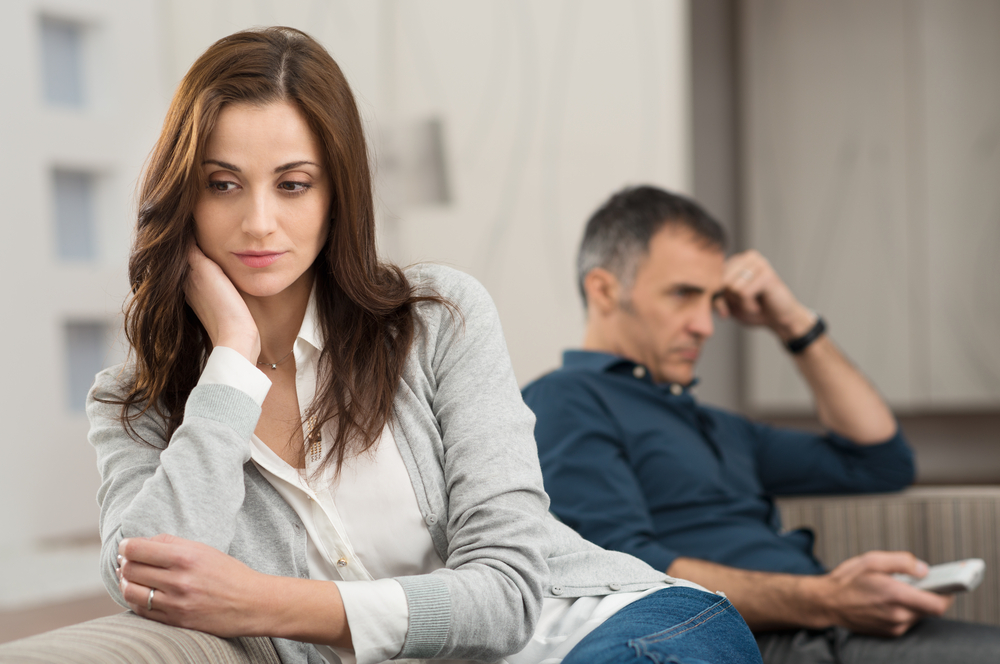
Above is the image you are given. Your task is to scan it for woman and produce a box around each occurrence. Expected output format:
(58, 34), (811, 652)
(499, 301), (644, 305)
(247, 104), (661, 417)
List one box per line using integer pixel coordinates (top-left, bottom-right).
(90, 27), (760, 664)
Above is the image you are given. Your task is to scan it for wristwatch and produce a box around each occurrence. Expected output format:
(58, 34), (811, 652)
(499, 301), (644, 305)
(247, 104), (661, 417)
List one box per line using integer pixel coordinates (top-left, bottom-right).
(785, 315), (826, 354)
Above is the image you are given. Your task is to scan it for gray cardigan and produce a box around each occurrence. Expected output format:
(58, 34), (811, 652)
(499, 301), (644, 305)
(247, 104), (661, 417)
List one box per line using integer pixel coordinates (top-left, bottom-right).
(88, 264), (670, 663)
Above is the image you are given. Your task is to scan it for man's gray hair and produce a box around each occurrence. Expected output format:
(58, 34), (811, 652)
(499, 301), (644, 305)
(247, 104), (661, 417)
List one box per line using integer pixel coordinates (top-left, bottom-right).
(576, 185), (727, 306)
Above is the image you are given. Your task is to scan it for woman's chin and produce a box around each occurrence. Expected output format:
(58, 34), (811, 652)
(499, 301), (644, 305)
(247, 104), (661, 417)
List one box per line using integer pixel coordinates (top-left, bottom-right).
(232, 276), (301, 300)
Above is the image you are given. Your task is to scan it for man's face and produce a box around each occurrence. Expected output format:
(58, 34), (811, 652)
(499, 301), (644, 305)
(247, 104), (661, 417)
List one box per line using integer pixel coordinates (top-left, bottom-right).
(608, 226), (726, 385)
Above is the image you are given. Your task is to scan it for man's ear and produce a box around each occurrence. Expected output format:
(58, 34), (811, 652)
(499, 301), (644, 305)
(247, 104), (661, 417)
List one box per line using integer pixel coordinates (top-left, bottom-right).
(583, 268), (622, 316)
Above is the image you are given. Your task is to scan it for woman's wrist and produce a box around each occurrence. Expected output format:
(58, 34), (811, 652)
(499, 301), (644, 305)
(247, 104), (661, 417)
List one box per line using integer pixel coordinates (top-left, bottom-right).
(256, 575), (352, 648)
(215, 331), (261, 365)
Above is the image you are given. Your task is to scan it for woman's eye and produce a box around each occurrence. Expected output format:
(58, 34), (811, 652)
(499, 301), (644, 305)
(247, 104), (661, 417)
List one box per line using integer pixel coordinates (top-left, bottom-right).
(207, 180), (238, 193)
(278, 181), (310, 193)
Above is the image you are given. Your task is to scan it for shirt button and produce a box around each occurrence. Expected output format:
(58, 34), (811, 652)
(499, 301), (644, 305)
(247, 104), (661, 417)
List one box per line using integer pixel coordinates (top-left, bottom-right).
(669, 383), (683, 396)
(337, 557), (348, 568)
(663, 576), (676, 584)
(425, 514), (438, 525)
(551, 586), (563, 596)
(633, 366), (646, 379)
(608, 582), (621, 591)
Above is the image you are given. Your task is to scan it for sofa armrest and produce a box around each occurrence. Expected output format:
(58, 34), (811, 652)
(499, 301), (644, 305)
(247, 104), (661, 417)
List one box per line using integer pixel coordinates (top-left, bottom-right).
(0, 611), (281, 663)
(776, 485), (1000, 626)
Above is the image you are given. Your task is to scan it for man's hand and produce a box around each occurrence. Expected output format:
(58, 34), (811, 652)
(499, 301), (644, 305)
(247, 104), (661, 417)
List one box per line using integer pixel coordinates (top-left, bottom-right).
(807, 551), (953, 637)
(717, 249), (898, 443)
(718, 250), (816, 342)
(668, 552), (951, 636)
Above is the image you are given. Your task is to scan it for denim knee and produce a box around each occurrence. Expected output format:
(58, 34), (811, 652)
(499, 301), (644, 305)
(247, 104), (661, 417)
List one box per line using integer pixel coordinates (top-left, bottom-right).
(563, 586), (762, 664)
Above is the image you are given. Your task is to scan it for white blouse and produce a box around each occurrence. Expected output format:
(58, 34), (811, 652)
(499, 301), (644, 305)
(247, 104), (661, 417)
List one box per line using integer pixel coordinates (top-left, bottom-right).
(197, 293), (677, 664)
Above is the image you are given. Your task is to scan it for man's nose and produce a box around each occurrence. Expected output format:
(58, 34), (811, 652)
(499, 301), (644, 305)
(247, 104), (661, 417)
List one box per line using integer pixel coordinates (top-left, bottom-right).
(241, 190), (277, 238)
(689, 303), (715, 339)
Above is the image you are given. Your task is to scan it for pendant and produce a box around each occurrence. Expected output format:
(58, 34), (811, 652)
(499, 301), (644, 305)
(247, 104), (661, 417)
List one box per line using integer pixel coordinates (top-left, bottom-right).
(267, 363), (278, 370)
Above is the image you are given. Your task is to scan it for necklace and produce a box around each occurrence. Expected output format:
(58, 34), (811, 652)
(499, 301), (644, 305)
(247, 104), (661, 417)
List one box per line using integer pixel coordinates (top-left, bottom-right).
(256, 348), (294, 371)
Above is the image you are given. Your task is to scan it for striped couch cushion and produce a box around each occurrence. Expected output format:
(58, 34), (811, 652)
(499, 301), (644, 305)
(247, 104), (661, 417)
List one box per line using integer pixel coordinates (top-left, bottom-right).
(0, 611), (280, 664)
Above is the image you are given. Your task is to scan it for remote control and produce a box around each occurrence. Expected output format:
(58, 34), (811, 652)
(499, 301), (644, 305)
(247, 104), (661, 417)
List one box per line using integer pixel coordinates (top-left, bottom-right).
(893, 558), (985, 594)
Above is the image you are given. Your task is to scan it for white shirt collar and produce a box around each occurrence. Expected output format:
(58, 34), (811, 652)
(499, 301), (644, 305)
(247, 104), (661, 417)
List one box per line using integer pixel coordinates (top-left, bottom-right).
(296, 285), (323, 353)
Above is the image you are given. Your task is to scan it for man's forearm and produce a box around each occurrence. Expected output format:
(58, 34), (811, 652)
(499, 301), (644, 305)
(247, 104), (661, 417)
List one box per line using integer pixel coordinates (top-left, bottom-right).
(790, 332), (897, 444)
(668, 557), (831, 632)
(720, 251), (896, 443)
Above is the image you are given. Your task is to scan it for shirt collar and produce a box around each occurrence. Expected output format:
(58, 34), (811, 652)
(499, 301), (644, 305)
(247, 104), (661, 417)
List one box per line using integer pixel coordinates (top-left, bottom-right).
(562, 350), (633, 373)
(561, 349), (700, 392)
(296, 285), (323, 353)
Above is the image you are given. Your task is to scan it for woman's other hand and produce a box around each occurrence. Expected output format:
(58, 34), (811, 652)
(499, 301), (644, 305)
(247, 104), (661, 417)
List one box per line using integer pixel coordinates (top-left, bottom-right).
(117, 534), (353, 647)
(117, 534), (270, 637)
(184, 244), (261, 363)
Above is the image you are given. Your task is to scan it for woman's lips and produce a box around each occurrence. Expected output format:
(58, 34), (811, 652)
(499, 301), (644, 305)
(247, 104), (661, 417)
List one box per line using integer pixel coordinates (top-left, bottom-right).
(235, 252), (285, 268)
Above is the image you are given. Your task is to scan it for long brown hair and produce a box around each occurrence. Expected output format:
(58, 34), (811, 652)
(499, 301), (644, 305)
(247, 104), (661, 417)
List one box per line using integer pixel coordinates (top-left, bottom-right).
(114, 27), (442, 469)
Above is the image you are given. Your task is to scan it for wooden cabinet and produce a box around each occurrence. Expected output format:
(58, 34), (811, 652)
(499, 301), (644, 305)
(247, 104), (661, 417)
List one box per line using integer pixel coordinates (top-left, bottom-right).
(741, 0), (1000, 412)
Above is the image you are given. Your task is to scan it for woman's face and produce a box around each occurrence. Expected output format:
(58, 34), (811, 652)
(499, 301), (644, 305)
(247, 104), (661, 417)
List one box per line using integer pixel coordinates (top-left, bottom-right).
(193, 100), (332, 300)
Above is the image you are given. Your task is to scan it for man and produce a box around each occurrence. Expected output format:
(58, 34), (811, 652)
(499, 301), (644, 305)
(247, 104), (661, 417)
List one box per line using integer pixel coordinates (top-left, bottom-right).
(522, 185), (1000, 662)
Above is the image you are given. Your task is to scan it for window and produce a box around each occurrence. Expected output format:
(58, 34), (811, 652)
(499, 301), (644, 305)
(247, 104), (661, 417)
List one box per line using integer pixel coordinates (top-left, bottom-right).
(53, 169), (97, 260)
(40, 16), (86, 107)
(65, 321), (111, 412)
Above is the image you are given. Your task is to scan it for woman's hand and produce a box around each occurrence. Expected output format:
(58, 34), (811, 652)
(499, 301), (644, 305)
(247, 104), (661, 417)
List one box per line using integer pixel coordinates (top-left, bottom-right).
(117, 534), (270, 637)
(184, 244), (261, 363)
(117, 534), (353, 647)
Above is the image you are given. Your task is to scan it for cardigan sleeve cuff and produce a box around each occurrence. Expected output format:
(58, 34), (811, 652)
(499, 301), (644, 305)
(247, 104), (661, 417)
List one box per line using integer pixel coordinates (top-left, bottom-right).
(183, 383), (262, 444)
(395, 574), (451, 659)
(197, 346), (272, 407)
(625, 541), (682, 577)
(333, 578), (409, 664)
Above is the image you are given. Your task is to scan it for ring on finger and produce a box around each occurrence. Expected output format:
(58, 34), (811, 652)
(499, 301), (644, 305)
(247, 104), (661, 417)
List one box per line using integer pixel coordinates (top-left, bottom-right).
(739, 269), (754, 281)
(147, 588), (155, 611)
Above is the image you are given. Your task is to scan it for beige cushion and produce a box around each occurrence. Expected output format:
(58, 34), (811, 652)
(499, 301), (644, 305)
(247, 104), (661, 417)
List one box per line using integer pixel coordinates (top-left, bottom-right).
(0, 612), (280, 664)
(777, 486), (1000, 626)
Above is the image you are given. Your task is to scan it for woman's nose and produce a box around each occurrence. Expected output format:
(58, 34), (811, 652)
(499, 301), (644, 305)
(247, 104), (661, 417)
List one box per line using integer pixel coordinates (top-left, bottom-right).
(241, 190), (277, 238)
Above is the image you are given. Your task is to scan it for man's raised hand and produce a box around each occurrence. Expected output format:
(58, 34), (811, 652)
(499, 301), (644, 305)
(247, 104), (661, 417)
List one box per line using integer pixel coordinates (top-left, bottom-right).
(718, 250), (816, 342)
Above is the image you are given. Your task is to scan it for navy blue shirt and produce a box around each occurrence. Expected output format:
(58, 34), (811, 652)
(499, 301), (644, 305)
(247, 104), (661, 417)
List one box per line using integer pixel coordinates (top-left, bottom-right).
(522, 350), (915, 575)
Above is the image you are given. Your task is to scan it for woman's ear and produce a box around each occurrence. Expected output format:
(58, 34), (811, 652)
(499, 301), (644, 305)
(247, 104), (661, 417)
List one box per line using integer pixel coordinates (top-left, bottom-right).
(583, 268), (622, 316)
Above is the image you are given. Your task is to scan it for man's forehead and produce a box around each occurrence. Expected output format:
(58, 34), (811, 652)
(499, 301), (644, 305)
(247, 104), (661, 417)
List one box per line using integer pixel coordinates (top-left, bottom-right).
(637, 226), (726, 286)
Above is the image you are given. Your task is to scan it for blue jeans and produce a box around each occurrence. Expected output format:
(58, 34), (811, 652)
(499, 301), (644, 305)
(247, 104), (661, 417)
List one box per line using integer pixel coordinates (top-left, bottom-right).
(563, 586), (763, 664)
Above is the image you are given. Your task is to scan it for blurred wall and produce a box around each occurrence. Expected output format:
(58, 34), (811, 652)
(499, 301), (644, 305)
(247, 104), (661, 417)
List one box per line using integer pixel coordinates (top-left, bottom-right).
(691, 0), (1000, 484)
(0, 0), (692, 605)
(159, 0), (692, 386)
(0, 0), (165, 567)
(2, 0), (996, 611)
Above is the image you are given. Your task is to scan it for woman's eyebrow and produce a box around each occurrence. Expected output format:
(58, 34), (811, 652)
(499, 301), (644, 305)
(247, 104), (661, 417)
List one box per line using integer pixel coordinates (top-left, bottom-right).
(274, 160), (320, 173)
(203, 159), (240, 171)
(200, 160), (320, 173)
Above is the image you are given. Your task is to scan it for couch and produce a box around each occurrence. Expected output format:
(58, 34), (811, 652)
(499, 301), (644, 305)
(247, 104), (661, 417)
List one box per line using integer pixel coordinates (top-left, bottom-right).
(3, 486), (997, 662)
(776, 485), (1000, 626)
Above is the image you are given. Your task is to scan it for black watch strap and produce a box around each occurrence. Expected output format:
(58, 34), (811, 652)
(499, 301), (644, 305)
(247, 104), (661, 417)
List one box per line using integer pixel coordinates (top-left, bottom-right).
(786, 316), (826, 354)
